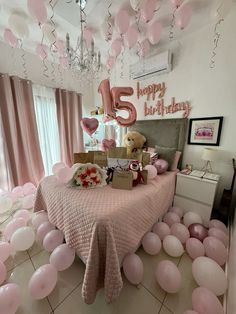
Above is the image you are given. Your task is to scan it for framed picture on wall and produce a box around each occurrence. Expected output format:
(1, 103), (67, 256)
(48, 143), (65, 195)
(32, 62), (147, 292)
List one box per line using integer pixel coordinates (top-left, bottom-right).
(188, 116), (223, 146)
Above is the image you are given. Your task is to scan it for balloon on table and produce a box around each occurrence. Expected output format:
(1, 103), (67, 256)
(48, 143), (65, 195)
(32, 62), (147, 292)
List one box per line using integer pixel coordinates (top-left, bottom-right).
(183, 212), (203, 228)
(142, 232), (161, 255)
(163, 212), (180, 227)
(208, 219), (227, 234)
(32, 211), (49, 229)
(11, 226), (35, 251)
(122, 253), (143, 285)
(29, 264), (58, 299)
(155, 260), (182, 293)
(80, 118), (99, 137)
(147, 20), (162, 45)
(0, 283), (21, 314)
(208, 227), (228, 247)
(170, 223), (190, 244)
(3, 218), (27, 242)
(22, 194), (35, 209)
(203, 236), (227, 266)
(168, 206), (184, 218)
(56, 167), (73, 184)
(50, 244), (75, 271)
(192, 256), (227, 296)
(11, 186), (24, 198)
(163, 235), (184, 257)
(43, 230), (64, 252)
(0, 196), (13, 214)
(192, 287), (224, 314)
(0, 261), (7, 285)
(13, 209), (31, 223)
(52, 162), (66, 175)
(188, 223), (208, 242)
(186, 238), (205, 260)
(152, 222), (170, 240)
(154, 159), (168, 174)
(37, 221), (55, 242)
(0, 242), (12, 262)
(144, 165), (157, 179)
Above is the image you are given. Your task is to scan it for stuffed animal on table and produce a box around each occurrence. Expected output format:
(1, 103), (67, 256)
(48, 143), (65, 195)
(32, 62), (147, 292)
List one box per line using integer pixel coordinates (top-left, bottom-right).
(129, 160), (144, 186)
(123, 131), (146, 157)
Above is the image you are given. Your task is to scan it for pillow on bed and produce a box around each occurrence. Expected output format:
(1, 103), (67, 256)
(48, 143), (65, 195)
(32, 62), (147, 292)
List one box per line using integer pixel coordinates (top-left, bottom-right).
(171, 151), (182, 171)
(155, 145), (176, 170)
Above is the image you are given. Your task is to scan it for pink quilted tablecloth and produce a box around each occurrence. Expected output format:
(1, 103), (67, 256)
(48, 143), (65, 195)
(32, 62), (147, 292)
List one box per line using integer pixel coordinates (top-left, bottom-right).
(34, 171), (176, 304)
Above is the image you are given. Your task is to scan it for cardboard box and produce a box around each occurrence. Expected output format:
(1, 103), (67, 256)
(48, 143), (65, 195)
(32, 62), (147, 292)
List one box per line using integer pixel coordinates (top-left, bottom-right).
(73, 152), (93, 164)
(112, 170), (133, 190)
(142, 152), (151, 167)
(108, 147), (127, 159)
(89, 151), (107, 168)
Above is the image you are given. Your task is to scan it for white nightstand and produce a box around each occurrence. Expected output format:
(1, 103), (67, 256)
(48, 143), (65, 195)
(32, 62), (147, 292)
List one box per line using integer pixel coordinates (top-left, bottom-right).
(173, 172), (220, 226)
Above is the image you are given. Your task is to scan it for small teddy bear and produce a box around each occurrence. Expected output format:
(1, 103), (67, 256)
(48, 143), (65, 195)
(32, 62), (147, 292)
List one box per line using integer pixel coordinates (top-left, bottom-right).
(123, 131), (146, 157)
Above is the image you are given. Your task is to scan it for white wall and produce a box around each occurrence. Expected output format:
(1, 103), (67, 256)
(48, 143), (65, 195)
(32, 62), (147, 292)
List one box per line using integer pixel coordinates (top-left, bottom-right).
(0, 41), (95, 116)
(94, 8), (236, 205)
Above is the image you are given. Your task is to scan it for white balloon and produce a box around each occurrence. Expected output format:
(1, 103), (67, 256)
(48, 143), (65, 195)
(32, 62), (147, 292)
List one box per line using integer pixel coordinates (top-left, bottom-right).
(130, 0), (141, 11)
(183, 212), (203, 228)
(0, 197), (13, 213)
(42, 23), (57, 44)
(8, 14), (29, 39)
(163, 235), (184, 257)
(192, 256), (227, 296)
(11, 227), (35, 251)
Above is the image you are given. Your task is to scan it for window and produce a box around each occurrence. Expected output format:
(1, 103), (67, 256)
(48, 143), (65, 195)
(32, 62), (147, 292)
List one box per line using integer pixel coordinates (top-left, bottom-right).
(33, 85), (60, 176)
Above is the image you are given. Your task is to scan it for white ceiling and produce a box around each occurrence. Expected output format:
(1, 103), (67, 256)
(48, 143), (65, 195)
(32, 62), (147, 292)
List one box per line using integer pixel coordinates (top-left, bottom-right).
(0, 0), (223, 63)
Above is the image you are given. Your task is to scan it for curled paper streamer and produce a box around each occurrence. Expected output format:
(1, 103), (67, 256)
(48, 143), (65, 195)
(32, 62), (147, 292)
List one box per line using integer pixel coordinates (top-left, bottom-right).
(49, 0), (57, 82)
(19, 40), (28, 79)
(106, 2), (113, 42)
(169, 8), (177, 40)
(210, 18), (224, 69)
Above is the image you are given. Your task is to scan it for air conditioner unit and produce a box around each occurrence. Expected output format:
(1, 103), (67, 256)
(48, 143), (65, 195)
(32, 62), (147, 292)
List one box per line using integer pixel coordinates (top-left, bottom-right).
(130, 50), (172, 80)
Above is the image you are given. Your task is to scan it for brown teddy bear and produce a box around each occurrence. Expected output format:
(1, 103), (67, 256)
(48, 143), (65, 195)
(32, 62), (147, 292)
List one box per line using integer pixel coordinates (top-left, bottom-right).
(123, 131), (146, 157)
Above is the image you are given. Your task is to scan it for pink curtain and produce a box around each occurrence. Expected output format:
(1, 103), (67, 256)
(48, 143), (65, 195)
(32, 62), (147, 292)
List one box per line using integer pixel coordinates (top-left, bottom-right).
(0, 74), (44, 188)
(55, 89), (84, 166)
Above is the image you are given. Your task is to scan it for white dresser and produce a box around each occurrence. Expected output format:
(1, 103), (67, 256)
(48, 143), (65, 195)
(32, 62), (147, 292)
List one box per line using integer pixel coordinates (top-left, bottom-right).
(173, 172), (220, 226)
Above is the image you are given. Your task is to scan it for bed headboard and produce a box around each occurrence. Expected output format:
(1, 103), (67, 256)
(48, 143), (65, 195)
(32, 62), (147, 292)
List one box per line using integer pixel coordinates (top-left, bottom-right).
(128, 118), (188, 167)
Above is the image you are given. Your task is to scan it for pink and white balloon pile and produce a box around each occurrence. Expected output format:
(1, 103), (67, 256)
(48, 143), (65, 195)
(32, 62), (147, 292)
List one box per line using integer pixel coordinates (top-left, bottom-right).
(122, 206), (227, 313)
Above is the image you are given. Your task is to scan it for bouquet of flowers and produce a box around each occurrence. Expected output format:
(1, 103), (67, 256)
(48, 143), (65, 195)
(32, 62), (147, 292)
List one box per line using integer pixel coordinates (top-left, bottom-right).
(68, 163), (107, 189)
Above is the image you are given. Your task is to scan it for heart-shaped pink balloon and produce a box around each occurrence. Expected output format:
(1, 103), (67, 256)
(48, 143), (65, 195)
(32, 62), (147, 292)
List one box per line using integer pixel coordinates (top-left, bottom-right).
(80, 118), (99, 136)
(101, 139), (116, 152)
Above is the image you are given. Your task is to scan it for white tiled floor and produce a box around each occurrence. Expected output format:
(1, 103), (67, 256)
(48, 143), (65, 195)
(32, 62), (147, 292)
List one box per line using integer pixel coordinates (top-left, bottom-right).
(2, 244), (204, 314)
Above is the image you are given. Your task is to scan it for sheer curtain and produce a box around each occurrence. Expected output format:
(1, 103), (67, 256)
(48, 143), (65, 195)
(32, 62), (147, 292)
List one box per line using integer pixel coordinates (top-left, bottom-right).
(0, 116), (11, 191)
(33, 85), (60, 176)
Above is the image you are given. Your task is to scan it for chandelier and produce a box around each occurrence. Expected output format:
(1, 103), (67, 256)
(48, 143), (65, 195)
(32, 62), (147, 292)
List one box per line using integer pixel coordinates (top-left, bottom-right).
(65, 0), (101, 74)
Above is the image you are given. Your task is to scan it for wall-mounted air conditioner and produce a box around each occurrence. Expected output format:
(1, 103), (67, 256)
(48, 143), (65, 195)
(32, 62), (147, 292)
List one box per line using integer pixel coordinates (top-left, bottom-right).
(130, 50), (172, 80)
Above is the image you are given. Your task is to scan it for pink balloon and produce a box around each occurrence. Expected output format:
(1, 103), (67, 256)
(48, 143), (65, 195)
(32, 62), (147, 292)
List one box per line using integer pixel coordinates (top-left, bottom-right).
(22, 194), (35, 209)
(83, 28), (93, 49)
(208, 227), (228, 247)
(49, 243), (75, 271)
(56, 166), (73, 184)
(55, 39), (65, 56)
(170, 223), (190, 244)
(155, 260), (182, 293)
(27, 0), (47, 24)
(106, 55), (116, 70)
(168, 206), (184, 218)
(101, 139), (116, 152)
(208, 219), (227, 234)
(142, 232), (161, 255)
(186, 238), (205, 260)
(32, 211), (49, 229)
(11, 186), (24, 198)
(80, 118), (99, 137)
(59, 56), (69, 68)
(3, 218), (27, 242)
(115, 10), (130, 35)
(13, 209), (31, 223)
(192, 287), (224, 314)
(154, 159), (168, 174)
(203, 236), (227, 266)
(122, 253), (143, 285)
(0, 261), (7, 285)
(29, 264), (58, 300)
(147, 20), (162, 45)
(171, 0), (183, 8)
(4, 28), (18, 48)
(138, 39), (150, 58)
(111, 38), (122, 58)
(0, 242), (12, 262)
(98, 79), (115, 121)
(37, 221), (55, 242)
(152, 222), (171, 240)
(36, 43), (47, 60)
(188, 223), (208, 242)
(183, 311), (199, 314)
(43, 229), (64, 252)
(23, 182), (37, 195)
(124, 25), (138, 49)
(0, 283), (21, 314)
(144, 165), (157, 179)
(52, 162), (66, 175)
(175, 3), (193, 30)
(163, 212), (180, 227)
(140, 0), (156, 23)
